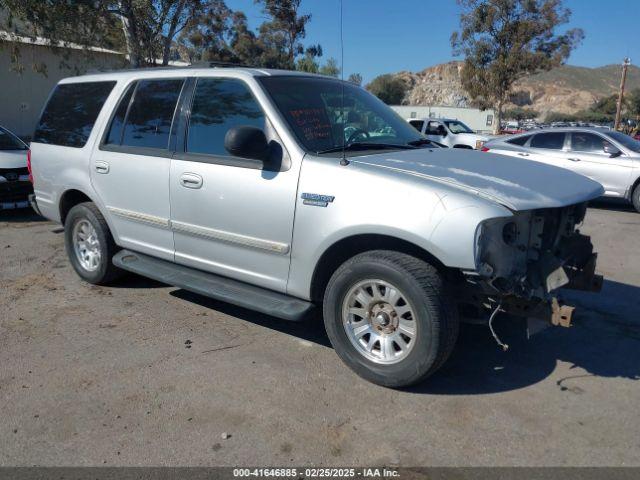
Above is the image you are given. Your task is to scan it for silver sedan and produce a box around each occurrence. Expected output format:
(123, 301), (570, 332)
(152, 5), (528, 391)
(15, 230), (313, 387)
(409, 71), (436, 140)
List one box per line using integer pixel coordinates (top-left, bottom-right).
(482, 127), (640, 212)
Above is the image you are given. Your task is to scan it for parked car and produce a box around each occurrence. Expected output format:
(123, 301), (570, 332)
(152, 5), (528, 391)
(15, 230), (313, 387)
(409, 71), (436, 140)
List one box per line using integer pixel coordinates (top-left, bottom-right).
(407, 117), (492, 149)
(482, 128), (640, 212)
(0, 125), (32, 210)
(30, 69), (603, 387)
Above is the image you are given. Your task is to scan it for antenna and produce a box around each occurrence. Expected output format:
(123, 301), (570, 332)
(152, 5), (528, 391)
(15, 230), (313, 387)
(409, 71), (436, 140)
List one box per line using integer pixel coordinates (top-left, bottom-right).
(339, 0), (349, 166)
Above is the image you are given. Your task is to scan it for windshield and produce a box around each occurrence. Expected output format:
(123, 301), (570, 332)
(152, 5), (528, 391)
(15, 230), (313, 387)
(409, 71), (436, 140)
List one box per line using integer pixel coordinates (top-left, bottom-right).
(605, 130), (640, 153)
(258, 76), (423, 155)
(444, 120), (473, 134)
(0, 127), (27, 151)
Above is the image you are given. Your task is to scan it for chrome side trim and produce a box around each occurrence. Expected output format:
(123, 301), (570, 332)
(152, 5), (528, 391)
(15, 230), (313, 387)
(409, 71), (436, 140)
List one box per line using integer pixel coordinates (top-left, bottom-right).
(106, 206), (170, 229)
(171, 220), (290, 255)
(105, 207), (290, 254)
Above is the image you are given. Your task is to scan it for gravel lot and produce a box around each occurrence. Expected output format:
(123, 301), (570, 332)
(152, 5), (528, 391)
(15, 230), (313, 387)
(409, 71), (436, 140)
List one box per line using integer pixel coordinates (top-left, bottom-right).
(1, 201), (639, 466)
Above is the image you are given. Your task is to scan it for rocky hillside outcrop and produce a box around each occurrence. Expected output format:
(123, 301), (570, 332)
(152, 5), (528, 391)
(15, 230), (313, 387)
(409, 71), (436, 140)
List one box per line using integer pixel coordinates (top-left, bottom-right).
(391, 61), (640, 118)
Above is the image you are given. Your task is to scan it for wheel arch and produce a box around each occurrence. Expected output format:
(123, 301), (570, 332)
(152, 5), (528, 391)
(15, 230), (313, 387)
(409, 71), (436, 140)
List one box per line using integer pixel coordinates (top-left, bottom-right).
(628, 174), (640, 201)
(59, 188), (96, 225)
(309, 233), (452, 304)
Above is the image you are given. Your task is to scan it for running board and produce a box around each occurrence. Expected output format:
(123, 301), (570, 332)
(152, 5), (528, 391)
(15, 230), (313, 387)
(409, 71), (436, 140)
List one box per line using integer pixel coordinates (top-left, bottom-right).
(112, 250), (314, 321)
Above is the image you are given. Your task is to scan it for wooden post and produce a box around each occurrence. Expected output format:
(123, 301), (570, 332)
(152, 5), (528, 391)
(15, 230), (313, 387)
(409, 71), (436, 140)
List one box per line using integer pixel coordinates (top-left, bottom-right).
(614, 58), (631, 131)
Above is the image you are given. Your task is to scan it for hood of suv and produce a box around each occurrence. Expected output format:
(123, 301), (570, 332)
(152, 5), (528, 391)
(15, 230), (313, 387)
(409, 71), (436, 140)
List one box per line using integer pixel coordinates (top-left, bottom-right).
(353, 148), (604, 211)
(0, 150), (28, 169)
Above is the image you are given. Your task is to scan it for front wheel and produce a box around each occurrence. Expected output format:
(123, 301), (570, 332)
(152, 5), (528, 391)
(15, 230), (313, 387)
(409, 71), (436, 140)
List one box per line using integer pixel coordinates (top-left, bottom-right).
(64, 202), (123, 285)
(632, 184), (640, 213)
(323, 250), (459, 388)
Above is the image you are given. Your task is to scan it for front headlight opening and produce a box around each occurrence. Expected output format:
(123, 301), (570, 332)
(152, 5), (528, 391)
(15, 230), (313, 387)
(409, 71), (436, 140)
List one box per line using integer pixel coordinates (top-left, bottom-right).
(502, 221), (518, 245)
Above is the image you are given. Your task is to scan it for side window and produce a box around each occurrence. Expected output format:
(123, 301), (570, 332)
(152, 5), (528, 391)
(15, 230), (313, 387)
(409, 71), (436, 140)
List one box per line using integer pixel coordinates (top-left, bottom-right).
(409, 120), (424, 132)
(425, 121), (442, 135)
(186, 78), (265, 156)
(530, 132), (565, 150)
(507, 135), (531, 146)
(33, 81), (116, 148)
(104, 83), (135, 145)
(121, 79), (184, 149)
(571, 132), (608, 153)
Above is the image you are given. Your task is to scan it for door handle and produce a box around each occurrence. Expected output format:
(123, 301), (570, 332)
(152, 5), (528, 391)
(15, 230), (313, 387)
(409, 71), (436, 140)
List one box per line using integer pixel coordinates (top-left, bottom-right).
(95, 161), (110, 174)
(179, 173), (203, 189)
(517, 152), (529, 157)
(568, 157), (581, 162)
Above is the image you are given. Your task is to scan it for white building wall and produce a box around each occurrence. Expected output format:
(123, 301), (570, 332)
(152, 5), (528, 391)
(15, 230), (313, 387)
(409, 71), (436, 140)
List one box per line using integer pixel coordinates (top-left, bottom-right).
(0, 43), (127, 137)
(391, 105), (496, 134)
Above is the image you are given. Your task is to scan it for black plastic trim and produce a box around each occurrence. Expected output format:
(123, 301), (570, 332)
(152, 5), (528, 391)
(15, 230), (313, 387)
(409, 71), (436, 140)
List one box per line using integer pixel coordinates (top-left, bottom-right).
(28, 194), (42, 216)
(112, 250), (314, 321)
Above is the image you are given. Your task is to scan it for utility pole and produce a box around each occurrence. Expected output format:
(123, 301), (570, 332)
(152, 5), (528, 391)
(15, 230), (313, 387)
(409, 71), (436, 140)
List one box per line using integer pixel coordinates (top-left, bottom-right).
(614, 57), (631, 131)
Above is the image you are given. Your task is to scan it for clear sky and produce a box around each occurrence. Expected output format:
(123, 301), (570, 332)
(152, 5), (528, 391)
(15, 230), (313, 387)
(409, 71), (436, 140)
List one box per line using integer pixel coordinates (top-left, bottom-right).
(228, 0), (638, 83)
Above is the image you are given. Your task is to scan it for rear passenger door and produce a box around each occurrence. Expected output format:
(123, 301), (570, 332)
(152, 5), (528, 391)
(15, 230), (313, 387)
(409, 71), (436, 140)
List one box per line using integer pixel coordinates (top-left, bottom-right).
(169, 76), (298, 292)
(91, 78), (185, 261)
(526, 131), (569, 167)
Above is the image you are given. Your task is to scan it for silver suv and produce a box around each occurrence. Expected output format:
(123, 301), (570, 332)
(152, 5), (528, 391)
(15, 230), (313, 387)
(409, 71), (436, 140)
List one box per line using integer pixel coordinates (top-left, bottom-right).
(29, 68), (604, 387)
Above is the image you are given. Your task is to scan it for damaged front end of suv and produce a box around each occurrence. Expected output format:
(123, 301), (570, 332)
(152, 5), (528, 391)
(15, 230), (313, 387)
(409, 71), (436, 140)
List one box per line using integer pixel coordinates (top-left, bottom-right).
(467, 201), (602, 333)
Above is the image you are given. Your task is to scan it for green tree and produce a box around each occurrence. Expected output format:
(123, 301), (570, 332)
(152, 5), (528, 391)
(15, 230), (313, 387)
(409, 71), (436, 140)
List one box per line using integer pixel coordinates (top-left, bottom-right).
(347, 73), (363, 86)
(366, 74), (407, 104)
(295, 44), (322, 72)
(0, 0), (123, 73)
(255, 0), (313, 69)
(629, 89), (640, 120)
(590, 94), (620, 116)
(451, 0), (584, 134)
(319, 57), (340, 77)
(1, 0), (223, 69)
(177, 1), (242, 64)
(504, 107), (539, 121)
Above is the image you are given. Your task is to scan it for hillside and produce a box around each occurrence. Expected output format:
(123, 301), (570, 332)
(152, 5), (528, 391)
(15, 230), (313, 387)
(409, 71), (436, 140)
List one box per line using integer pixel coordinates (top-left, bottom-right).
(393, 61), (640, 117)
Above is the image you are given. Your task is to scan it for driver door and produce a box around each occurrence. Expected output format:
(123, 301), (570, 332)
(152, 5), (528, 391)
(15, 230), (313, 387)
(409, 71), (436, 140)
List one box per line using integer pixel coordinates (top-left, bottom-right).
(424, 120), (448, 146)
(564, 131), (633, 197)
(169, 76), (300, 292)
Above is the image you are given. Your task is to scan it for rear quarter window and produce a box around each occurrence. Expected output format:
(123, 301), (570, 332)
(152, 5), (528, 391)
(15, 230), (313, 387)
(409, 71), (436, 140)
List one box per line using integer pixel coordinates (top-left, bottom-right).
(506, 134), (531, 146)
(33, 81), (116, 148)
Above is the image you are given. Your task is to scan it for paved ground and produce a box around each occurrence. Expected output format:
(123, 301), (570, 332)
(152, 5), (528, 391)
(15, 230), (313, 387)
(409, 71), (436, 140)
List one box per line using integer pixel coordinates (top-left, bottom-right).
(1, 201), (639, 467)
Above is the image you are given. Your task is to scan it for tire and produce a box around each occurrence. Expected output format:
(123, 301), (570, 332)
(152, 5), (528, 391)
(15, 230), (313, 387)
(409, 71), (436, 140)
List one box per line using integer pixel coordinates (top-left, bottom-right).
(323, 250), (459, 388)
(632, 184), (640, 213)
(64, 202), (123, 285)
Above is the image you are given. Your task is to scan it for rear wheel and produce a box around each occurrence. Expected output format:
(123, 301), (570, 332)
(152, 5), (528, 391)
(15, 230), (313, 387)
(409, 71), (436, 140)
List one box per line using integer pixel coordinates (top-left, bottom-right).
(64, 202), (123, 285)
(632, 184), (640, 213)
(323, 250), (459, 388)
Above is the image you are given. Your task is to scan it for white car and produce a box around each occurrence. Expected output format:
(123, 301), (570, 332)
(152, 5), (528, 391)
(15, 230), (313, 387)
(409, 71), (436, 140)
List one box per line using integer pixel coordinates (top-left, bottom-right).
(0, 125), (31, 210)
(408, 117), (491, 149)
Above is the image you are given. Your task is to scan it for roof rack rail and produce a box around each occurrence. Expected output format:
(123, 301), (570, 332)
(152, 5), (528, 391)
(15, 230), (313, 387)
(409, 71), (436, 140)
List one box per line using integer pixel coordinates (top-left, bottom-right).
(188, 61), (258, 69)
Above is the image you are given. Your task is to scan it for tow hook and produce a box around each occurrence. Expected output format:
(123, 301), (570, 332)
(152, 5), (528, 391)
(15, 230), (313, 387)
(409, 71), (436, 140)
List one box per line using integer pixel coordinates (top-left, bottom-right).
(551, 297), (574, 328)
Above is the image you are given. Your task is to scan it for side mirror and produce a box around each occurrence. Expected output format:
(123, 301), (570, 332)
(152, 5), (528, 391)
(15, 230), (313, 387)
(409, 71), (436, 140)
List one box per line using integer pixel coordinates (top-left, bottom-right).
(603, 143), (621, 158)
(224, 126), (270, 161)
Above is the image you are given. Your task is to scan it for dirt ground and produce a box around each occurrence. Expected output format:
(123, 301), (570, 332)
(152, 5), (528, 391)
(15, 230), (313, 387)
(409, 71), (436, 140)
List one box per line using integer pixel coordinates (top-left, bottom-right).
(1, 200), (639, 466)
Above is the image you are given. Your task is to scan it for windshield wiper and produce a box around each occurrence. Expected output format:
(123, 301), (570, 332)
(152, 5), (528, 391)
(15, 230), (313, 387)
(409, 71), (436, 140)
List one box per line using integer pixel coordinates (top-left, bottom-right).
(407, 138), (442, 147)
(316, 142), (416, 155)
